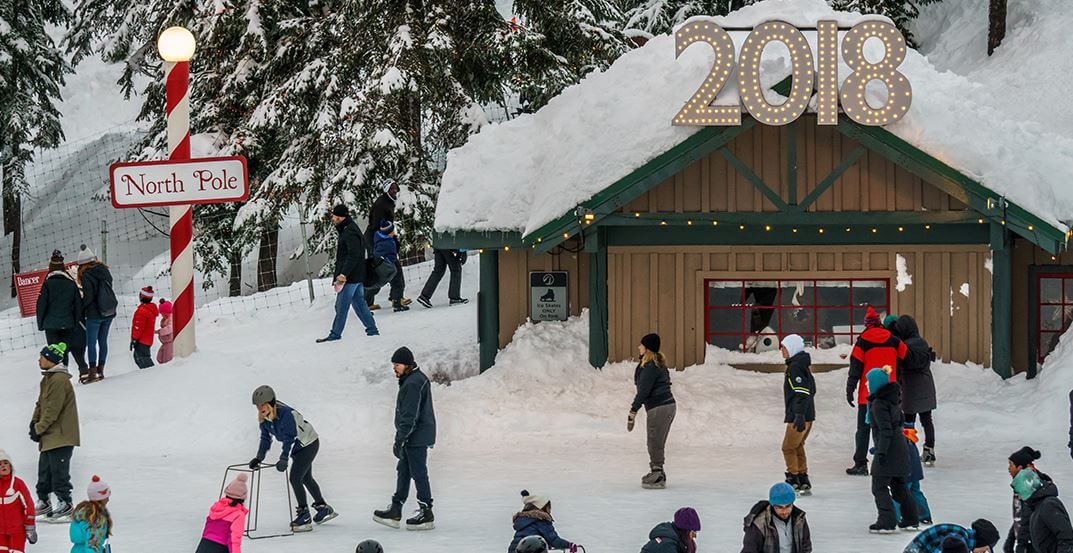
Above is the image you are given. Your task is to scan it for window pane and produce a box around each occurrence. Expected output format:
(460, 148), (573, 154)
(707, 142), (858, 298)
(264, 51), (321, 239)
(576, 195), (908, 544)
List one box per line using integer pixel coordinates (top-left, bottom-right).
(1041, 278), (1062, 304)
(853, 281), (887, 308)
(708, 281), (744, 307)
(780, 306), (815, 337)
(853, 307), (889, 328)
(816, 281), (851, 306)
(708, 334), (744, 352)
(744, 282), (778, 333)
(708, 308), (744, 334)
(1065, 278), (1073, 304)
(818, 307), (854, 335)
(1040, 331), (1062, 361)
(781, 281), (814, 306)
(1041, 305), (1064, 330)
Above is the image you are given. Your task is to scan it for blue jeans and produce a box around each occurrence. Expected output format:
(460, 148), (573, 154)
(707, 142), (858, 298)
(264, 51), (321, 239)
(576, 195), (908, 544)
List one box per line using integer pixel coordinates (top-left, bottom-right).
(85, 317), (114, 366)
(894, 479), (932, 521)
(330, 282), (378, 338)
(393, 446), (432, 506)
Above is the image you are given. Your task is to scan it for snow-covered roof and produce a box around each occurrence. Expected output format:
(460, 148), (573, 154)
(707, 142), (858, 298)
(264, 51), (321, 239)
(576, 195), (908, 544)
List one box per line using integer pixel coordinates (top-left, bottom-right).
(435, 0), (1073, 238)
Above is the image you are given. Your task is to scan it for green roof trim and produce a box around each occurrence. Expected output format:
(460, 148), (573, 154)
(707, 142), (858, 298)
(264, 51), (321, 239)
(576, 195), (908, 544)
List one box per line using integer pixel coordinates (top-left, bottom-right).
(431, 230), (522, 250)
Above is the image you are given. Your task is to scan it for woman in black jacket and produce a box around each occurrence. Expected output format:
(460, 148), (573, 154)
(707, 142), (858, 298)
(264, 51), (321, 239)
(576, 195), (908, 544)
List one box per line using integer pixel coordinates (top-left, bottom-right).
(866, 367), (919, 533)
(891, 315), (938, 465)
(76, 246), (117, 383)
(36, 251), (88, 375)
(628, 333), (676, 489)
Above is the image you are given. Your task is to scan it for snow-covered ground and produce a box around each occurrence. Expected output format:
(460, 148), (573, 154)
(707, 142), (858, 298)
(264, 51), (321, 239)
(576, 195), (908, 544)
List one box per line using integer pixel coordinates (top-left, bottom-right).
(4, 258), (1073, 552)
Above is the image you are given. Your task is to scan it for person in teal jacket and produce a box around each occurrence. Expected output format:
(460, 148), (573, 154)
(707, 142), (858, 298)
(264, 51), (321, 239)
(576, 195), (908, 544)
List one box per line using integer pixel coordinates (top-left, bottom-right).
(70, 475), (111, 553)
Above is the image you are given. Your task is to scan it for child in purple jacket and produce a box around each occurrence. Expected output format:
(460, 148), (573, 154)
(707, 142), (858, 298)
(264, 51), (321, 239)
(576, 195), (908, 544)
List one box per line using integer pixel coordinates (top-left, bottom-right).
(196, 473), (249, 553)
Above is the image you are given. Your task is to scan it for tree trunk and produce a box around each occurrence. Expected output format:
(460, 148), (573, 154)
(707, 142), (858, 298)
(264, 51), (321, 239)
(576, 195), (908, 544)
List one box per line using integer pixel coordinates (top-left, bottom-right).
(256, 227), (278, 292)
(988, 0), (1007, 55)
(228, 246), (242, 297)
(2, 160), (21, 297)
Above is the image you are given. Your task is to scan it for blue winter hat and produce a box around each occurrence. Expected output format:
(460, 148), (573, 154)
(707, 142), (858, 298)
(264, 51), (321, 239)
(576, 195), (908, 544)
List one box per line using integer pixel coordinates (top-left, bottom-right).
(379, 219), (395, 234)
(769, 482), (796, 506)
(866, 367), (890, 394)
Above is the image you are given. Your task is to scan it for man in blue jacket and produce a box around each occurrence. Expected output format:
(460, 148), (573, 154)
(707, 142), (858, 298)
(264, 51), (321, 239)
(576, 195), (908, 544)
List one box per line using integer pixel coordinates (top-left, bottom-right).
(374, 347), (436, 531)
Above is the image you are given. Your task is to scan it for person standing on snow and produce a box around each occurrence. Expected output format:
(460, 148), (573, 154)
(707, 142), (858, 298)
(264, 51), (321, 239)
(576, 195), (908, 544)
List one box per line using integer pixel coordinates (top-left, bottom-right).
(248, 385), (337, 533)
(130, 286), (159, 369)
(374, 347), (437, 531)
(29, 342), (80, 523)
(69, 476), (112, 553)
(904, 519), (1000, 553)
(417, 249), (468, 309)
(364, 178), (410, 312)
(640, 507), (701, 553)
(1006, 447), (1051, 553)
(845, 306), (907, 476)
(508, 491), (580, 553)
(741, 482), (813, 553)
(318, 204), (379, 342)
(196, 473), (249, 553)
(156, 299), (174, 364)
(1011, 468), (1073, 553)
(76, 245), (117, 383)
(629, 333), (676, 490)
(0, 449), (38, 553)
(366, 220), (408, 312)
(780, 334), (815, 495)
(37, 251), (89, 378)
(866, 367), (919, 534)
(890, 315), (938, 466)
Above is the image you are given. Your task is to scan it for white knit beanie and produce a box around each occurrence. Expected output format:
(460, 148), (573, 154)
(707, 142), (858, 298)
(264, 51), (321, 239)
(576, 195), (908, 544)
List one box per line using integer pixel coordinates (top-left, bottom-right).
(520, 489), (550, 510)
(87, 475), (111, 501)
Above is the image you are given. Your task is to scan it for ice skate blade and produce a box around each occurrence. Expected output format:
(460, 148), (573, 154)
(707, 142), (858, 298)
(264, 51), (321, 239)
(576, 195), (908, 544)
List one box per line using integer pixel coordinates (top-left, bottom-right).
(869, 528), (896, 534)
(42, 515), (72, 524)
(315, 511), (339, 524)
(641, 482), (666, 489)
(796, 489), (812, 497)
(291, 523), (313, 533)
(374, 516), (401, 529)
(406, 521), (435, 531)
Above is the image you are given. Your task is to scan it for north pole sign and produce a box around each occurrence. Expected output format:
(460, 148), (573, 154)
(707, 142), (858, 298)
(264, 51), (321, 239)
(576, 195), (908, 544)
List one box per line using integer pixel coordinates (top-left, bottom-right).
(109, 156), (249, 209)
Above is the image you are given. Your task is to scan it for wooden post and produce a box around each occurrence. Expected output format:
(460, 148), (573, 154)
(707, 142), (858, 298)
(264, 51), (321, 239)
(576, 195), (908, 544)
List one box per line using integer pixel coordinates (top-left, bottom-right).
(991, 223), (1012, 378)
(586, 227), (608, 368)
(478, 250), (500, 372)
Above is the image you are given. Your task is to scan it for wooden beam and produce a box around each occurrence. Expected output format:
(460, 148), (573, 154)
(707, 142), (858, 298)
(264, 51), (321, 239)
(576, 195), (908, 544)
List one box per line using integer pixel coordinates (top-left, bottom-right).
(588, 227), (608, 368)
(478, 250), (500, 372)
(795, 145), (867, 212)
(990, 223), (1012, 379)
(717, 146), (791, 211)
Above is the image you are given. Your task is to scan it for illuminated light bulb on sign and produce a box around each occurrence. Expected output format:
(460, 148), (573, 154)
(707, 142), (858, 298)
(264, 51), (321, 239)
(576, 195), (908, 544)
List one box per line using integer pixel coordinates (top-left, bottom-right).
(737, 21), (816, 126)
(839, 20), (912, 126)
(816, 19), (839, 124)
(673, 22), (740, 126)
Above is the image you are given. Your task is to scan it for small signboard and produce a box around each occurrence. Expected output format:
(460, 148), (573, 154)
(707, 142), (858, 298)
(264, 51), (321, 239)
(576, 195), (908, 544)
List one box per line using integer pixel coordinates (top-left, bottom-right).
(13, 263), (78, 318)
(109, 156), (249, 209)
(530, 271), (568, 322)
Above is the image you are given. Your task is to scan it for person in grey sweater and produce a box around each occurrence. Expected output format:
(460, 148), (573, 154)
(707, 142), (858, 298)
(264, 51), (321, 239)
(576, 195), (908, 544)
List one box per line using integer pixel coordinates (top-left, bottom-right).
(629, 333), (676, 489)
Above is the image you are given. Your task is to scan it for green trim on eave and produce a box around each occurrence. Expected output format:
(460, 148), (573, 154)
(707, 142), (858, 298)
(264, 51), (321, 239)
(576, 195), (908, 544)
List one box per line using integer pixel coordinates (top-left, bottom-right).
(602, 211), (984, 226)
(432, 230), (523, 249)
(604, 223), (989, 246)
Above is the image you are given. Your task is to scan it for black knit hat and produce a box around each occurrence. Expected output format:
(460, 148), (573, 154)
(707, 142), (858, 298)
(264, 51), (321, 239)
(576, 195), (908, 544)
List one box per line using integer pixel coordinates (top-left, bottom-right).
(391, 347), (415, 367)
(941, 537), (969, 553)
(971, 519), (1000, 548)
(332, 204), (349, 217)
(640, 333), (660, 353)
(1009, 446), (1042, 468)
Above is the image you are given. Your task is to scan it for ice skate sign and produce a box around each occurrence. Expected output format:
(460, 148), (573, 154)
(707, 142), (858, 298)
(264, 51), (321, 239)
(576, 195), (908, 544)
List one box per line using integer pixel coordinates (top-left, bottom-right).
(530, 271), (569, 322)
(109, 156), (249, 209)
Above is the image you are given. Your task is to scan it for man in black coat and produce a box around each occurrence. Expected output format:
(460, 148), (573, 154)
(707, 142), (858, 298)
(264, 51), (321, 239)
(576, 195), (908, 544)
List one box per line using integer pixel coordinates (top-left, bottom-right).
(866, 367), (919, 533)
(892, 315), (938, 465)
(317, 205), (378, 342)
(374, 347), (437, 531)
(36, 253), (86, 371)
(364, 178), (409, 311)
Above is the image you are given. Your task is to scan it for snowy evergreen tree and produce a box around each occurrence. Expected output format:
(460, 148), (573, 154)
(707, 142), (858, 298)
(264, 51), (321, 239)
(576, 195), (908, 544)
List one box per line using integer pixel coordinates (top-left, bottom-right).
(829, 0), (942, 46)
(0, 0), (71, 295)
(622, 0), (752, 36)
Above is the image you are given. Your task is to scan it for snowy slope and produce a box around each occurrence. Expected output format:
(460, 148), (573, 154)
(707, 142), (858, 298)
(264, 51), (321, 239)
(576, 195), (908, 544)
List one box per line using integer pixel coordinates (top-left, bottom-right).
(4, 257), (1073, 552)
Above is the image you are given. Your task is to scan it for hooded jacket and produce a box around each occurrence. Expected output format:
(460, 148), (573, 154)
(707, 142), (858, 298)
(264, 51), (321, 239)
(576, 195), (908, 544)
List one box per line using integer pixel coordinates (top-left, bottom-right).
(892, 316), (937, 414)
(508, 508), (572, 553)
(36, 271), (82, 331)
(641, 522), (688, 553)
(1025, 483), (1073, 553)
(847, 326), (907, 405)
(80, 263), (118, 320)
(741, 501), (812, 553)
(131, 302), (159, 346)
(200, 497), (249, 553)
(1008, 469), (1054, 553)
(784, 351), (816, 423)
(366, 192), (396, 255)
(32, 364), (80, 452)
(0, 473), (35, 534)
(395, 368), (436, 447)
(868, 381), (909, 478)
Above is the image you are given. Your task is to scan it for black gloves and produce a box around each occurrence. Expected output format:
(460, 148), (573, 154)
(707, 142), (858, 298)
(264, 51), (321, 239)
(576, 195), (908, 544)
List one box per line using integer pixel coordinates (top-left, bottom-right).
(846, 389), (855, 408)
(393, 441), (405, 459)
(249, 458), (263, 470)
(130, 340), (137, 351)
(28, 422), (40, 443)
(793, 414), (806, 433)
(275, 459), (288, 472)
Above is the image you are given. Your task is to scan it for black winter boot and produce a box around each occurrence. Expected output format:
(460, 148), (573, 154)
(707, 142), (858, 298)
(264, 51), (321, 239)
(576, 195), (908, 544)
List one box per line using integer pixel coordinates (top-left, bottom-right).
(797, 473), (812, 495)
(373, 502), (403, 529)
(785, 472), (800, 490)
(406, 503), (435, 531)
(846, 461), (868, 476)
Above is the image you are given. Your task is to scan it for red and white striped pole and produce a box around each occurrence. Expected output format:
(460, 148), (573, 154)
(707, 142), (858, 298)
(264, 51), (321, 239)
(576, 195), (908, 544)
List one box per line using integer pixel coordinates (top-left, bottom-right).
(158, 27), (197, 357)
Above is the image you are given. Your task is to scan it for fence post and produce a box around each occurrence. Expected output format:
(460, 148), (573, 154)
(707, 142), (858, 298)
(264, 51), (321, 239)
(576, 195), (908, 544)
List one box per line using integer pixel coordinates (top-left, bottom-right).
(100, 219), (109, 263)
(299, 220), (315, 303)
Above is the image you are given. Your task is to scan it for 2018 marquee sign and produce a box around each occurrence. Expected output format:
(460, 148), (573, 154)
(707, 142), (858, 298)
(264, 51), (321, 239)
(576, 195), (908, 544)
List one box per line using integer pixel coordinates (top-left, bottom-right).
(673, 20), (912, 127)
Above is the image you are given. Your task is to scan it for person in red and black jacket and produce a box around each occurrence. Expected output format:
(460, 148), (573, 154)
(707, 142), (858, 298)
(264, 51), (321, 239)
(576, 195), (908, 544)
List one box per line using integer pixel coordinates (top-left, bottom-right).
(845, 306), (907, 476)
(130, 286), (159, 369)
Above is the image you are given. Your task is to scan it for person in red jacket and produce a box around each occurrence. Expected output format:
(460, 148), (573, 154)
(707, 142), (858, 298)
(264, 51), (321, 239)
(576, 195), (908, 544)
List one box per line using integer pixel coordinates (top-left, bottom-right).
(845, 306), (907, 476)
(0, 449), (37, 553)
(130, 286), (159, 369)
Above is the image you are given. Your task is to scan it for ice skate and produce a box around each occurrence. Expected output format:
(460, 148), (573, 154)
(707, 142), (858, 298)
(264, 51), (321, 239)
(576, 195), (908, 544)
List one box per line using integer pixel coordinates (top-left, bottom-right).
(290, 506), (313, 532)
(922, 446), (936, 467)
(33, 499), (52, 519)
(44, 501), (72, 523)
(899, 520), (920, 531)
(405, 503), (435, 531)
(868, 523), (896, 534)
(641, 468), (666, 489)
(313, 502), (338, 524)
(785, 472), (800, 491)
(846, 462), (868, 476)
(797, 474), (812, 496)
(373, 502), (402, 529)
(540, 288), (555, 302)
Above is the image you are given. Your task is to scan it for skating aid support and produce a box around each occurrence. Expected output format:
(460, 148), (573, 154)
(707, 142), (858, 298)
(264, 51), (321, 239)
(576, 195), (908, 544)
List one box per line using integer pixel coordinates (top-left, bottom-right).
(220, 463), (294, 540)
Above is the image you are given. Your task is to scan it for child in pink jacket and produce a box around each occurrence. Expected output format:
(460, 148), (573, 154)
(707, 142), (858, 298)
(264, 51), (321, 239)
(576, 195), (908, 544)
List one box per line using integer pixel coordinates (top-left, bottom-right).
(157, 300), (174, 364)
(196, 473), (248, 553)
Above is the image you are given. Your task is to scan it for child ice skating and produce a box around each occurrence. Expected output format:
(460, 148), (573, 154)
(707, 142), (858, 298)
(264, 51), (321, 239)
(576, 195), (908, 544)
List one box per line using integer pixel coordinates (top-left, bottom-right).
(0, 450), (37, 553)
(508, 491), (580, 553)
(31, 343), (80, 523)
(156, 300), (174, 365)
(865, 367), (919, 533)
(904, 519), (1000, 553)
(780, 334), (815, 495)
(895, 422), (933, 525)
(130, 287), (158, 369)
(629, 333), (676, 489)
(741, 482), (812, 553)
(69, 475), (111, 553)
(640, 507), (700, 553)
(248, 385), (336, 532)
(196, 473), (249, 553)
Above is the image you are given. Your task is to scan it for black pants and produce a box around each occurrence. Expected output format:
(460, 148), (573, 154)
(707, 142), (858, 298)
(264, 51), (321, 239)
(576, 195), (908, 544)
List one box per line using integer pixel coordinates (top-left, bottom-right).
(45, 327), (88, 371)
(853, 404), (872, 464)
(904, 411), (935, 449)
(36, 446), (74, 503)
(365, 258), (405, 304)
(420, 250), (463, 301)
(133, 343), (154, 369)
(393, 445), (432, 507)
(195, 538), (230, 553)
(872, 474), (918, 527)
(290, 440), (324, 509)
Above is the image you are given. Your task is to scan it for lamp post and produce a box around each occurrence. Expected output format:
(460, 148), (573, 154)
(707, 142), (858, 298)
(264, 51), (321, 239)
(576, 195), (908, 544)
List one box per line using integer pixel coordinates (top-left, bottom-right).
(157, 26), (197, 357)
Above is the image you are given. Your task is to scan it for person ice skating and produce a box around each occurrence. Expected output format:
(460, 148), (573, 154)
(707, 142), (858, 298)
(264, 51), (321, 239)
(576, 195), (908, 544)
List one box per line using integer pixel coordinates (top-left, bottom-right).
(317, 204), (378, 342)
(780, 334), (815, 495)
(629, 333), (676, 489)
(369, 220), (408, 312)
(516, 536), (549, 553)
(69, 475), (111, 553)
(890, 315), (938, 466)
(356, 540), (383, 553)
(364, 179), (410, 311)
(196, 473), (249, 553)
(76, 245), (116, 384)
(1006, 447), (1051, 553)
(895, 422), (933, 525)
(508, 491), (579, 553)
(417, 249), (468, 308)
(741, 482), (813, 553)
(904, 519), (1000, 553)
(845, 306), (907, 476)
(865, 367), (919, 533)
(248, 385), (336, 532)
(130, 286), (158, 369)
(37, 251), (89, 378)
(0, 450), (37, 552)
(1012, 468), (1073, 553)
(374, 347), (436, 531)
(640, 507), (701, 553)
(30, 343), (80, 522)
(156, 300), (174, 365)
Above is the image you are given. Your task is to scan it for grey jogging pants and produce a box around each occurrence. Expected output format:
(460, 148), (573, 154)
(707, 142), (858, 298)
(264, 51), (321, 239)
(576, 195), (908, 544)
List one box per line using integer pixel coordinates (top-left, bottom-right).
(646, 403), (677, 469)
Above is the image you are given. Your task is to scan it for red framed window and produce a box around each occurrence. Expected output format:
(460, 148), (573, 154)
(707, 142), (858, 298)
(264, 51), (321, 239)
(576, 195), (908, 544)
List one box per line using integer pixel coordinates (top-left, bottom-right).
(704, 278), (890, 352)
(1037, 274), (1073, 363)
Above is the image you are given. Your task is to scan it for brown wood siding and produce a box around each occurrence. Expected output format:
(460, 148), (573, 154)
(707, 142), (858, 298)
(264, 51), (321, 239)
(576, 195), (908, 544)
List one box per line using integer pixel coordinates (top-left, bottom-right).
(607, 245), (993, 370)
(497, 244), (590, 349)
(1011, 239), (1073, 375)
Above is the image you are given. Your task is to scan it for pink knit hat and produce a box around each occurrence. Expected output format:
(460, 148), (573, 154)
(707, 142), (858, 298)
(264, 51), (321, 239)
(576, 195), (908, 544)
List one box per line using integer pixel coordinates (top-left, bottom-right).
(159, 300), (173, 316)
(224, 473), (248, 501)
(87, 475), (111, 501)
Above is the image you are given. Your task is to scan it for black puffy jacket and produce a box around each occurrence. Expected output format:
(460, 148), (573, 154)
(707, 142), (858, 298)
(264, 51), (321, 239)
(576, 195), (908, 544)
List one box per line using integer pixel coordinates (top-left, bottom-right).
(640, 522), (687, 553)
(868, 382), (909, 478)
(333, 217), (367, 283)
(892, 316), (937, 414)
(36, 272), (82, 331)
(1025, 483), (1073, 553)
